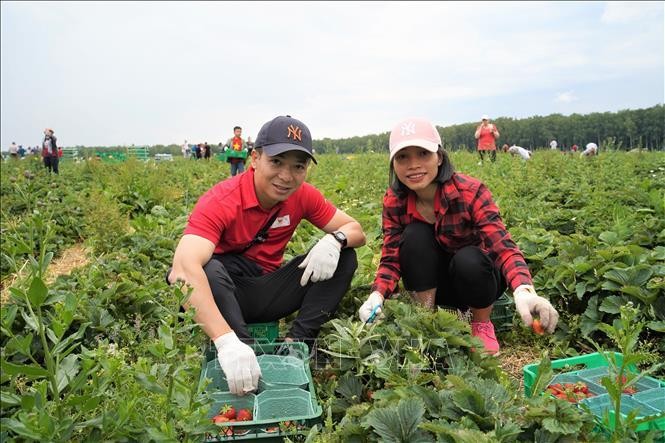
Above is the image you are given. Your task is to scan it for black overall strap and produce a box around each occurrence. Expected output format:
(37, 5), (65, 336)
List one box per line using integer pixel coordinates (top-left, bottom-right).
(241, 210), (280, 254)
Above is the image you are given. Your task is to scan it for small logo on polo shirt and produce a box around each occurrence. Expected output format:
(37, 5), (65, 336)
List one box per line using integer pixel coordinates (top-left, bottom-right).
(271, 215), (290, 228)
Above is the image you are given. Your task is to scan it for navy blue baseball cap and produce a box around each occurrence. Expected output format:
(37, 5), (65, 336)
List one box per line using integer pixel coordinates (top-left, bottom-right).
(254, 115), (317, 164)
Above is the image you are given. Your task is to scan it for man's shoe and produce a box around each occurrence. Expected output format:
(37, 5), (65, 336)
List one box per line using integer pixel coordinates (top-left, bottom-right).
(471, 321), (500, 355)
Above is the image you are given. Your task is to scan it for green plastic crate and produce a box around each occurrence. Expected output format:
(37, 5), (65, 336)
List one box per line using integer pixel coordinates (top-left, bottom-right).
(257, 355), (309, 391)
(255, 388), (318, 421)
(217, 150), (247, 162)
(200, 341), (322, 441)
(575, 366), (663, 394)
(226, 150), (248, 159)
(247, 322), (279, 343)
(634, 388), (665, 411)
(580, 391), (665, 432)
(206, 392), (257, 440)
(524, 352), (629, 398)
(490, 293), (513, 332)
(523, 353), (665, 432)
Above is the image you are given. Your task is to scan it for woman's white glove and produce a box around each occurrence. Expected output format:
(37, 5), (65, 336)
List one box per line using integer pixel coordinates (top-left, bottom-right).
(359, 291), (384, 323)
(214, 332), (261, 395)
(298, 234), (341, 286)
(513, 285), (559, 333)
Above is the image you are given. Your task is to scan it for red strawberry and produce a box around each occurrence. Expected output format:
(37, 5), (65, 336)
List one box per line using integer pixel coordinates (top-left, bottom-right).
(236, 408), (252, 421)
(532, 319), (545, 335)
(220, 404), (236, 420)
(212, 415), (230, 424)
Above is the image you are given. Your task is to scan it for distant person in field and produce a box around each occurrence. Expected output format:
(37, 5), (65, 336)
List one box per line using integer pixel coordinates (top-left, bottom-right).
(571, 144), (578, 153)
(9, 142), (18, 159)
(168, 115), (366, 395)
(223, 126), (248, 176)
(358, 117), (559, 355)
(582, 142), (598, 157)
(474, 114), (500, 163)
(182, 140), (190, 159)
(550, 140), (558, 150)
(204, 142), (211, 160)
(508, 145), (532, 160)
(246, 136), (255, 157)
(41, 128), (59, 174)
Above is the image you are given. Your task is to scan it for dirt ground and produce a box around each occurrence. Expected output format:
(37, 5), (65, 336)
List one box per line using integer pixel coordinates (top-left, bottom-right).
(1, 243), (90, 304)
(499, 342), (541, 392)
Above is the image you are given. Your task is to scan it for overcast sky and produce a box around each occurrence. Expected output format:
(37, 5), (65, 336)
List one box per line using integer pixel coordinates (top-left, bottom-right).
(1, 1), (663, 148)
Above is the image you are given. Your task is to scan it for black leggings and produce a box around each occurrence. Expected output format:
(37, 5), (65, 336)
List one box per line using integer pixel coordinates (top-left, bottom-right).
(399, 222), (505, 310)
(478, 150), (496, 162)
(202, 250), (357, 346)
(44, 156), (59, 174)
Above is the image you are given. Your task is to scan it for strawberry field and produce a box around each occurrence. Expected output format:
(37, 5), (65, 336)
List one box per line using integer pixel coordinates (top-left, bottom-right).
(1, 150), (664, 442)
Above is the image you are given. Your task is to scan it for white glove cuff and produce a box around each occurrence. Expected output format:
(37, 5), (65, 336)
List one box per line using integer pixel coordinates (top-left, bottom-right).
(514, 284), (536, 297)
(214, 331), (238, 351)
(369, 291), (384, 304)
(322, 233), (342, 250)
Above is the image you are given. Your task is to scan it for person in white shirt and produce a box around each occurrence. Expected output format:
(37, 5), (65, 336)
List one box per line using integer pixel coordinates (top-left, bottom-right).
(508, 145), (532, 160)
(9, 142), (18, 159)
(550, 140), (558, 150)
(581, 143), (598, 157)
(182, 140), (190, 159)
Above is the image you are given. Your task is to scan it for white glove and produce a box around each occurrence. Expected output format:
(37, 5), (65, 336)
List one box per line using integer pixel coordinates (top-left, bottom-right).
(214, 332), (261, 395)
(298, 234), (341, 286)
(223, 146), (229, 152)
(513, 285), (559, 333)
(359, 291), (384, 323)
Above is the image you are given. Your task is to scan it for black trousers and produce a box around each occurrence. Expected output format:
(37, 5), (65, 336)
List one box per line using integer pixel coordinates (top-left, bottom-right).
(478, 150), (497, 162)
(202, 249), (357, 346)
(399, 222), (505, 310)
(44, 156), (59, 174)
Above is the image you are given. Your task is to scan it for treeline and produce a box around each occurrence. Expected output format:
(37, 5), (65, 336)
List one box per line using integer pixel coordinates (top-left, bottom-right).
(314, 104), (665, 154)
(70, 104), (664, 155)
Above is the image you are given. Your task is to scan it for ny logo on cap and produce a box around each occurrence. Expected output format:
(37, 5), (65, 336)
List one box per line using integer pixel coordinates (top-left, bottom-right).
(401, 122), (416, 136)
(287, 125), (302, 142)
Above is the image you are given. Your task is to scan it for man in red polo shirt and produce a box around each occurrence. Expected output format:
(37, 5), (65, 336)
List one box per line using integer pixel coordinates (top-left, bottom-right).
(168, 115), (366, 395)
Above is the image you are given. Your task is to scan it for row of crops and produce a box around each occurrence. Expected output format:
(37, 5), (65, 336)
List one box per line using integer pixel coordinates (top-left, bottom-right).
(1, 151), (664, 441)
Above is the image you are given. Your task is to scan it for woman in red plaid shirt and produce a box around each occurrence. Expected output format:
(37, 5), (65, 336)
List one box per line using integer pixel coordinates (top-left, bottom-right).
(358, 118), (558, 354)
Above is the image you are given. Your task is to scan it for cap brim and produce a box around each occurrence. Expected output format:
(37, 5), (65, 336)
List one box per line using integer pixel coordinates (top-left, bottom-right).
(389, 139), (439, 161)
(261, 143), (317, 164)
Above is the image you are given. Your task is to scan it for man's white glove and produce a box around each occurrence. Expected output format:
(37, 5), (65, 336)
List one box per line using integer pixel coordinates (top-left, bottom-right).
(214, 332), (261, 395)
(298, 234), (341, 286)
(513, 285), (559, 333)
(359, 291), (384, 323)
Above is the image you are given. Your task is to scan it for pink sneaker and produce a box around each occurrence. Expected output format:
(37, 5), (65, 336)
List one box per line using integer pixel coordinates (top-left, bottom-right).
(471, 321), (500, 355)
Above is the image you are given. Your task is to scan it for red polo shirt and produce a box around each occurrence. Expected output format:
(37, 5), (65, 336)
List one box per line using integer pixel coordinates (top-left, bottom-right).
(184, 167), (337, 273)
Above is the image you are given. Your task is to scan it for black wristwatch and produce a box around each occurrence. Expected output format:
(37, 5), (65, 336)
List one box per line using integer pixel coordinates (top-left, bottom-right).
(331, 231), (348, 248)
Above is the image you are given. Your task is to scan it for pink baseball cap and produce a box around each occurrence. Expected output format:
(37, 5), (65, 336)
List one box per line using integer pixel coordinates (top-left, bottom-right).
(389, 117), (441, 161)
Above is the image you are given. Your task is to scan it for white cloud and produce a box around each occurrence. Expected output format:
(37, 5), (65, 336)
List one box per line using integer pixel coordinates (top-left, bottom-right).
(555, 91), (579, 103)
(601, 1), (663, 24)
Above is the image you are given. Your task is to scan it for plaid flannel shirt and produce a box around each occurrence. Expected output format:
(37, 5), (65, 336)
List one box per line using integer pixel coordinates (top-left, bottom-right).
(371, 173), (532, 297)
